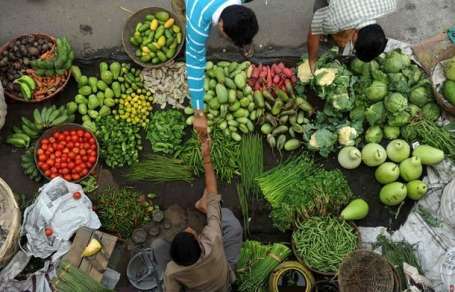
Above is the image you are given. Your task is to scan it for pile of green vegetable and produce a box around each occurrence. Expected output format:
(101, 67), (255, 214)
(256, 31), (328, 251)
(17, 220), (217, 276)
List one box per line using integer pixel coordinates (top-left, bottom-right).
(176, 128), (240, 183)
(126, 154), (193, 183)
(146, 109), (186, 154)
(53, 261), (113, 292)
(31, 37), (74, 76)
(95, 115), (142, 168)
(129, 10), (183, 64)
(236, 241), (291, 292)
(92, 187), (151, 238)
(292, 217), (358, 273)
(186, 61), (257, 141)
(257, 155), (352, 231)
(441, 56), (455, 105)
(350, 49), (440, 143)
(69, 62), (152, 131)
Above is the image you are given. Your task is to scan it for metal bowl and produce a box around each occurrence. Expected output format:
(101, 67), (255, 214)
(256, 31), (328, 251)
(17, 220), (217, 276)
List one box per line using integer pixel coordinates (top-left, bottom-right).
(0, 33), (71, 103)
(122, 7), (185, 68)
(34, 123), (99, 182)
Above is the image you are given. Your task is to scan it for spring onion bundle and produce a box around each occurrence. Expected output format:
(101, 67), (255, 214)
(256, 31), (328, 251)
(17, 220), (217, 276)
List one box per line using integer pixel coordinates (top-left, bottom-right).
(126, 154), (193, 183)
(256, 155), (315, 207)
(293, 217), (357, 273)
(238, 135), (264, 232)
(236, 241), (291, 292)
(52, 261), (113, 292)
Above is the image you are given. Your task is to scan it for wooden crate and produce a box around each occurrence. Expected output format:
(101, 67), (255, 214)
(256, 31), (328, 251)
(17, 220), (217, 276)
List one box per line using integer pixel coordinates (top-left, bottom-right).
(64, 228), (117, 282)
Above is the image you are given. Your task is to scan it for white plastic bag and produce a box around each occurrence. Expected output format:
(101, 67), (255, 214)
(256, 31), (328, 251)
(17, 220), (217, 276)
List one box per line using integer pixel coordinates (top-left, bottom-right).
(21, 177), (101, 258)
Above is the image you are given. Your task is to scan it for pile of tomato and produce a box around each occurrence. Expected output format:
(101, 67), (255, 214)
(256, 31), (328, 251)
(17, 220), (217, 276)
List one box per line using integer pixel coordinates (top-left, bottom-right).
(36, 128), (98, 181)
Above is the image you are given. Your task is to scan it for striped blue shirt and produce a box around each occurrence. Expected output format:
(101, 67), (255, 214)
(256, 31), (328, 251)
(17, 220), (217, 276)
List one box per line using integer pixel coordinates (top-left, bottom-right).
(186, 0), (245, 110)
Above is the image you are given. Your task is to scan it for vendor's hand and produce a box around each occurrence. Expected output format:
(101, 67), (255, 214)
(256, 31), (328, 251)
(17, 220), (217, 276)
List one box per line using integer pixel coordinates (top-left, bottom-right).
(241, 43), (255, 58)
(193, 111), (208, 139)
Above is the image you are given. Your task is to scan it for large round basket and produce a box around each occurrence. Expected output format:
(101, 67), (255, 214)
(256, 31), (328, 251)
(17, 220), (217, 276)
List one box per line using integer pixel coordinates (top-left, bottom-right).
(268, 261), (315, 292)
(122, 7), (185, 68)
(0, 177), (21, 268)
(338, 250), (395, 292)
(432, 59), (455, 116)
(0, 33), (71, 103)
(292, 223), (360, 276)
(34, 123), (100, 183)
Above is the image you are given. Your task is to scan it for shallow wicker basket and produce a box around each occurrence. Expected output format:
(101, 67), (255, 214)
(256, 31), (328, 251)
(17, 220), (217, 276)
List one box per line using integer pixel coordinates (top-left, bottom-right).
(0, 177), (21, 268)
(432, 59), (455, 116)
(0, 33), (71, 103)
(338, 250), (395, 292)
(122, 7), (186, 68)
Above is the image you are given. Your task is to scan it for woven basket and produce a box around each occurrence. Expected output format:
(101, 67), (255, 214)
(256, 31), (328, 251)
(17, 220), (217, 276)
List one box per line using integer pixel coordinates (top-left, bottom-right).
(268, 261), (315, 292)
(338, 250), (395, 292)
(0, 177), (21, 268)
(432, 59), (455, 116)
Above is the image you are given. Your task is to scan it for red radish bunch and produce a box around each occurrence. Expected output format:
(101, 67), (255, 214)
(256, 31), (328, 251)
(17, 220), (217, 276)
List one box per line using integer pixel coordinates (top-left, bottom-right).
(36, 129), (98, 181)
(248, 63), (297, 91)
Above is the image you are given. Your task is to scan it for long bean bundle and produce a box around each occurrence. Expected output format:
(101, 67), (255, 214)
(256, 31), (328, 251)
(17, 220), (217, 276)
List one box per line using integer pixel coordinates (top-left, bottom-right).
(238, 135), (264, 232)
(176, 129), (240, 183)
(256, 155), (315, 207)
(52, 261), (113, 292)
(237, 241), (291, 292)
(126, 154), (193, 183)
(292, 217), (357, 273)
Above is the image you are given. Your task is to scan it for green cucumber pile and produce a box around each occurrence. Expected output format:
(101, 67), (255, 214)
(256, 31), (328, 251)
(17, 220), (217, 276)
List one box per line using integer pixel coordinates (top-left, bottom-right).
(129, 10), (183, 64)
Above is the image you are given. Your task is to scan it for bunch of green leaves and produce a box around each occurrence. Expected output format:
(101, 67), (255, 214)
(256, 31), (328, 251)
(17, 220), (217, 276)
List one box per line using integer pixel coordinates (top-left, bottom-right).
(375, 235), (422, 288)
(80, 175), (98, 193)
(146, 109), (186, 154)
(95, 116), (142, 168)
(126, 154), (193, 183)
(271, 168), (353, 231)
(92, 187), (148, 238)
(175, 128), (240, 183)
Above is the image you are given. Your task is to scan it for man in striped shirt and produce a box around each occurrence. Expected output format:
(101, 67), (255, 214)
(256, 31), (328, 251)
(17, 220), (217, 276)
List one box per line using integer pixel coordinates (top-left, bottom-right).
(172, 0), (258, 133)
(307, 0), (397, 72)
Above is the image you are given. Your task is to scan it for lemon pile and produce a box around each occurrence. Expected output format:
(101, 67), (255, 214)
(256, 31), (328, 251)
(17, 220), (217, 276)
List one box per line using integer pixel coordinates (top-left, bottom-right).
(113, 90), (153, 127)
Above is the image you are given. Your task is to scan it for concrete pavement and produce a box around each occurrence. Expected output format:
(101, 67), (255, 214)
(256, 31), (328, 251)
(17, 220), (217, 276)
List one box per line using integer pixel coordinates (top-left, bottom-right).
(0, 0), (454, 57)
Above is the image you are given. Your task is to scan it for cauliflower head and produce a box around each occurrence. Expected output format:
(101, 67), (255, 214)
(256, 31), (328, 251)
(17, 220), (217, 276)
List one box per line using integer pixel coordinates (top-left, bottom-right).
(338, 126), (358, 146)
(297, 59), (313, 83)
(315, 68), (338, 86)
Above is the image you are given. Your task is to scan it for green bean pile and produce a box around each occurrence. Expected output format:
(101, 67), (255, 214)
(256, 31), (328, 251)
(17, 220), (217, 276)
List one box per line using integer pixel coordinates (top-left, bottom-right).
(292, 217), (357, 273)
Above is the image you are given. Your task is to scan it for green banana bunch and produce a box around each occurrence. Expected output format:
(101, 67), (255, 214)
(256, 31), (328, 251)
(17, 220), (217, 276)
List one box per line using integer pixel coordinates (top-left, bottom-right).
(7, 105), (75, 149)
(32, 37), (74, 76)
(13, 75), (36, 101)
(21, 149), (42, 182)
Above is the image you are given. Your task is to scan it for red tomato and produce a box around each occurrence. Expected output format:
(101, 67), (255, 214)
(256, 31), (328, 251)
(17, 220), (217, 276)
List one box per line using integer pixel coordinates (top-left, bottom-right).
(89, 137), (95, 144)
(55, 151), (62, 158)
(52, 133), (59, 139)
(37, 149), (44, 155)
(88, 156), (97, 163)
(41, 144), (48, 151)
(63, 148), (69, 154)
(72, 174), (80, 181)
(41, 138), (49, 145)
(56, 144), (64, 150)
(47, 159), (54, 165)
(68, 152), (76, 159)
(90, 144), (97, 151)
(75, 159), (82, 166)
(41, 163), (49, 171)
(77, 130), (84, 137)
(73, 192), (82, 200)
(75, 142), (80, 148)
(61, 168), (69, 174)
(64, 174), (72, 181)
(81, 169), (89, 176)
(82, 155), (88, 162)
(47, 146), (54, 153)
(68, 162), (75, 169)
(84, 132), (91, 139)
(61, 162), (68, 168)
(72, 148), (79, 154)
(65, 136), (72, 142)
(44, 227), (53, 237)
(45, 170), (52, 177)
(50, 167), (57, 173)
(67, 142), (74, 148)
(49, 137), (56, 143)
(55, 162), (61, 169)
(50, 174), (58, 179)
(38, 154), (46, 162)
(49, 154), (55, 160)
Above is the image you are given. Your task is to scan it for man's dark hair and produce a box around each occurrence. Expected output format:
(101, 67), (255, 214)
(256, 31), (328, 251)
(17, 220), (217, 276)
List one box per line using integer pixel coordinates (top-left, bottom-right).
(354, 24), (387, 62)
(170, 232), (201, 266)
(220, 5), (258, 47)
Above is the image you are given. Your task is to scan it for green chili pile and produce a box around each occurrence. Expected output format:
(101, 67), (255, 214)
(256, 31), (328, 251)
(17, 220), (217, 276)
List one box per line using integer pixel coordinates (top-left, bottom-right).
(95, 115), (142, 168)
(126, 154), (193, 183)
(92, 187), (149, 238)
(146, 109), (186, 154)
(292, 217), (357, 273)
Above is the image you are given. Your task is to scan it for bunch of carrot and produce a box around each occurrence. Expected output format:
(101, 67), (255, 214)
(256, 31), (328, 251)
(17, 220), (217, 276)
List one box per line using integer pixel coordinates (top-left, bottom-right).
(25, 68), (68, 100)
(247, 63), (297, 91)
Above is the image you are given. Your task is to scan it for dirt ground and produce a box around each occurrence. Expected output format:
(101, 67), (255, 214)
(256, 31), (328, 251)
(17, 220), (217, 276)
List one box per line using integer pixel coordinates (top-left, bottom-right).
(0, 56), (414, 289)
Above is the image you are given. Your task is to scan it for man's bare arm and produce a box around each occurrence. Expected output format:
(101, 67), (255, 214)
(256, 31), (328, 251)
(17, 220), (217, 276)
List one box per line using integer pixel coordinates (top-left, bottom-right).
(307, 31), (321, 73)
